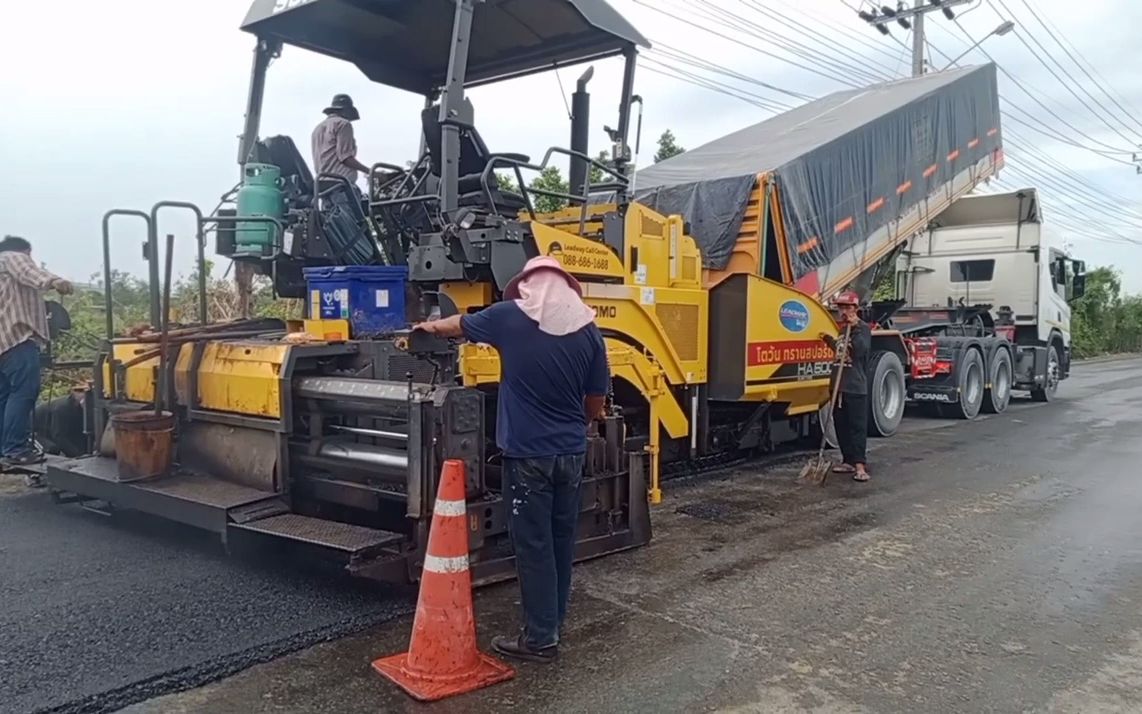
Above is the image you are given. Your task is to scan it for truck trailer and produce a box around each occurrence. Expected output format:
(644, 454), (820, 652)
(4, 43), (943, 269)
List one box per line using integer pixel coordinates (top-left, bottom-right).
(635, 75), (1083, 435)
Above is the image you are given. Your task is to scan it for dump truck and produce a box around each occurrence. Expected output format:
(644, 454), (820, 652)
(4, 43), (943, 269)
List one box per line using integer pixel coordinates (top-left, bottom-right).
(44, 0), (1008, 585)
(632, 67), (1085, 433)
(883, 188), (1085, 415)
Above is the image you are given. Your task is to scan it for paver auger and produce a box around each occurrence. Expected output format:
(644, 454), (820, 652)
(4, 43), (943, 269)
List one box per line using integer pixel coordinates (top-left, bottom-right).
(45, 0), (841, 584)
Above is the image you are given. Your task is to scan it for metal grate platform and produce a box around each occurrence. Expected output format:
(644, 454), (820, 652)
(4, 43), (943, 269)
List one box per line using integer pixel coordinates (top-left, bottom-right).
(44, 456), (284, 533)
(231, 514), (404, 554)
(2, 454), (67, 477)
(53, 457), (275, 509)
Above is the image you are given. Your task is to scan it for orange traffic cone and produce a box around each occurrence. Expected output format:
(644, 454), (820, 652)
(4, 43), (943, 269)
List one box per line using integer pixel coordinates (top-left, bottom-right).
(372, 459), (515, 701)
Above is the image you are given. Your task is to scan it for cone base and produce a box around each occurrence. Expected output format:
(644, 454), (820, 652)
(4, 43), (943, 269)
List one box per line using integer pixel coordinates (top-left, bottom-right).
(372, 651), (516, 702)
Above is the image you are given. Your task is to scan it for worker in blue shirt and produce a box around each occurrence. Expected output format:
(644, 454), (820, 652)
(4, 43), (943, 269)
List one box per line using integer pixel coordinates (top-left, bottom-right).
(414, 256), (610, 663)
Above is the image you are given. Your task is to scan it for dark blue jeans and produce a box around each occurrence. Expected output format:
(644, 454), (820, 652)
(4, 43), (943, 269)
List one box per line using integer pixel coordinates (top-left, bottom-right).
(504, 453), (585, 650)
(0, 340), (42, 457)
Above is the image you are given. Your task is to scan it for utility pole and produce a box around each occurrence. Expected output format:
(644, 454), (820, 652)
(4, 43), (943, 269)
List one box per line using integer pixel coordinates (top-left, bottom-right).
(857, 0), (974, 76)
(911, 0), (925, 77)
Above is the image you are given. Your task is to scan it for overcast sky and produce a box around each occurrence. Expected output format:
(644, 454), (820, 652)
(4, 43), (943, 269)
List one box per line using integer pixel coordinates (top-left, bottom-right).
(2, 0), (1140, 291)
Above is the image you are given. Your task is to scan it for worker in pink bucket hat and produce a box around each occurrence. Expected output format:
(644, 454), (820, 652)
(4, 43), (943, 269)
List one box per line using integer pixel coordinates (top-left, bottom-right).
(414, 255), (610, 663)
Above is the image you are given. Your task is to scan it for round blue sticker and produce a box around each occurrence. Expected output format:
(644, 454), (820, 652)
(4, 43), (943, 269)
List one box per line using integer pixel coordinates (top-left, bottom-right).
(778, 300), (811, 333)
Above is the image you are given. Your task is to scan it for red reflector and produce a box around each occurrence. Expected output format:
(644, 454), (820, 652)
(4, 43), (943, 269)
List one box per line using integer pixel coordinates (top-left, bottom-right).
(935, 360), (953, 374)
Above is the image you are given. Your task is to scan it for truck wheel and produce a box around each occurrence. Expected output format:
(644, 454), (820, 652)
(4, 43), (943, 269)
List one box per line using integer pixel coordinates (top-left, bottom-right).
(1031, 344), (1061, 402)
(951, 348), (985, 420)
(982, 348), (1013, 414)
(867, 350), (905, 437)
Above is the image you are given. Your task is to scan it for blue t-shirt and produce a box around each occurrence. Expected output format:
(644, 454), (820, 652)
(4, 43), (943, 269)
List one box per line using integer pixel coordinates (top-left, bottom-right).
(461, 301), (610, 458)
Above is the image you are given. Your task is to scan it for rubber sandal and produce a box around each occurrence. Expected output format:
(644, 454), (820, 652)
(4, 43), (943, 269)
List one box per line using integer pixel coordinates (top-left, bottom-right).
(853, 471), (870, 482)
(832, 464), (855, 474)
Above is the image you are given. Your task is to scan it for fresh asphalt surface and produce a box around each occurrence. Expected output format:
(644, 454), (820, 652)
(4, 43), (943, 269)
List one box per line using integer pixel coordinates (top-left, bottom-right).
(3, 357), (1141, 713)
(0, 497), (415, 714)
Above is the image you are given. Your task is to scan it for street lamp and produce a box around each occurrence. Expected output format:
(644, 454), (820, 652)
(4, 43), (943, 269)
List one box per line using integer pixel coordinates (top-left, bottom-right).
(942, 20), (1016, 70)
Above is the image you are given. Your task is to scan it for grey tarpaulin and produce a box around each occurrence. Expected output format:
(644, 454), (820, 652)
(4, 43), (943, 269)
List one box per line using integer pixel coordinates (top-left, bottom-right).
(634, 64), (1001, 279)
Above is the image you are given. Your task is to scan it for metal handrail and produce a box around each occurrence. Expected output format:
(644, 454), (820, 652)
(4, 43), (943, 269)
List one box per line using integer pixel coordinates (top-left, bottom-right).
(101, 209), (153, 340)
(478, 146), (630, 234)
(151, 201), (209, 328)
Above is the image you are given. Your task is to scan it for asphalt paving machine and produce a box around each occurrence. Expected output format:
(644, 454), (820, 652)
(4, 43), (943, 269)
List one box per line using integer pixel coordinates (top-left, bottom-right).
(45, 0), (841, 584)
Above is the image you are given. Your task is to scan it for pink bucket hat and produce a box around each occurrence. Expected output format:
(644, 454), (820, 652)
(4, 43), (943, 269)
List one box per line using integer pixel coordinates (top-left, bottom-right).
(502, 256), (583, 300)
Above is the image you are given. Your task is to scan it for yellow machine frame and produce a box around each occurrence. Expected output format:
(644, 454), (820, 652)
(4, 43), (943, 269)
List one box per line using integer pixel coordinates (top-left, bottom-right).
(444, 199), (838, 502)
(102, 201), (839, 506)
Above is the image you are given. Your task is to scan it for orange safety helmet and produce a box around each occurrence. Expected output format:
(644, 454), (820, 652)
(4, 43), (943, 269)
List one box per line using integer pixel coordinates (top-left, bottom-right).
(833, 290), (860, 306)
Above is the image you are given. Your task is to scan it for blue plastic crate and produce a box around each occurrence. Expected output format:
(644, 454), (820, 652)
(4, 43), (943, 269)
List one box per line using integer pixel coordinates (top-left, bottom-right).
(303, 265), (409, 337)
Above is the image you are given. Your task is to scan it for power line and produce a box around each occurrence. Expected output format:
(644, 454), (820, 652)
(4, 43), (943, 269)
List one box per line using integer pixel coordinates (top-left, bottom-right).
(648, 43), (813, 102)
(1003, 133), (1142, 216)
(945, 19), (1135, 156)
(627, 0), (865, 89)
(988, 0), (1142, 148)
(639, 60), (792, 115)
(916, 23), (1138, 163)
(736, 0), (900, 82)
(686, 0), (891, 85)
(1030, 3), (1142, 133)
(1001, 109), (1136, 166)
(680, 0), (886, 83)
(831, 0), (922, 63)
(1011, 0), (1142, 136)
(632, 1), (1142, 251)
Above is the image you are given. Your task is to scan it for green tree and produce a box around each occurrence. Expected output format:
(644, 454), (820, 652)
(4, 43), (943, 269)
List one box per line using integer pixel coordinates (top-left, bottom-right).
(654, 129), (685, 163)
(41, 265), (302, 400)
(588, 149), (611, 187)
(495, 171), (518, 194)
(1070, 266), (1122, 357)
(529, 165), (570, 213)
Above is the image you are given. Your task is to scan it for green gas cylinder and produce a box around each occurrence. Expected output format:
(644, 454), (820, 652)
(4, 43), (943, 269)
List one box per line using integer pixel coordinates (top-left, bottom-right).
(236, 163), (284, 254)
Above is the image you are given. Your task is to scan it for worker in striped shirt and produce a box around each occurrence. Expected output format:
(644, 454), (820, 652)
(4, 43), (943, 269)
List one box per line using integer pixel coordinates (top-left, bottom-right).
(0, 236), (73, 468)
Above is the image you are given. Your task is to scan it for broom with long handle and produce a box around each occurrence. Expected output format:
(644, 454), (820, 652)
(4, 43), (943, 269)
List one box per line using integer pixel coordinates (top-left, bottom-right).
(799, 323), (852, 486)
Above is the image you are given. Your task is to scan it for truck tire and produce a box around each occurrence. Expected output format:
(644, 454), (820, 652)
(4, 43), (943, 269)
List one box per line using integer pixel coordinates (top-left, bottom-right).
(1031, 343), (1061, 402)
(867, 350), (905, 437)
(950, 347), (985, 420)
(982, 347), (1013, 414)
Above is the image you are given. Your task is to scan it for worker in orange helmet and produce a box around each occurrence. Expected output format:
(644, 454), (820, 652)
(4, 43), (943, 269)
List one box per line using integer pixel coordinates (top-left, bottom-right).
(819, 290), (872, 482)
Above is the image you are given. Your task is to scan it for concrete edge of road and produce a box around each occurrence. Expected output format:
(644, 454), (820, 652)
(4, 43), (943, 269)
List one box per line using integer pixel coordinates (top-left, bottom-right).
(1074, 353), (1140, 366)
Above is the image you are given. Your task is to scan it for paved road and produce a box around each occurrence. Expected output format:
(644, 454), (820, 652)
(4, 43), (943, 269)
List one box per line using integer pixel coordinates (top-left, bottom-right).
(118, 357), (1142, 713)
(0, 492), (415, 714)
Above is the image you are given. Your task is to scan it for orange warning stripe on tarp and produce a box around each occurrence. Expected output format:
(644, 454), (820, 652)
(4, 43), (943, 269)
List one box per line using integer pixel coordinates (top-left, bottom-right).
(967, 138), (980, 149)
(897, 180), (912, 195)
(797, 237), (820, 254)
(923, 163), (939, 178)
(834, 216), (854, 234)
(866, 197), (885, 214)
(947, 149), (960, 161)
(987, 127), (999, 137)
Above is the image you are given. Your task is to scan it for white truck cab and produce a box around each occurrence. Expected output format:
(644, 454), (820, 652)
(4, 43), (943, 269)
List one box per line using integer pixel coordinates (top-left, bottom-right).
(894, 188), (1086, 400)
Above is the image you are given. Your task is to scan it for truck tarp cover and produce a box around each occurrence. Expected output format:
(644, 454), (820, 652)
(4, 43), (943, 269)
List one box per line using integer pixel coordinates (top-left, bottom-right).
(634, 64), (1001, 278)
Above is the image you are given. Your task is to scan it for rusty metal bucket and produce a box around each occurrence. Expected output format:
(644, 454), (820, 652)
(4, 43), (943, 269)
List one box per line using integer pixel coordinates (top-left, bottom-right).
(111, 410), (175, 482)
